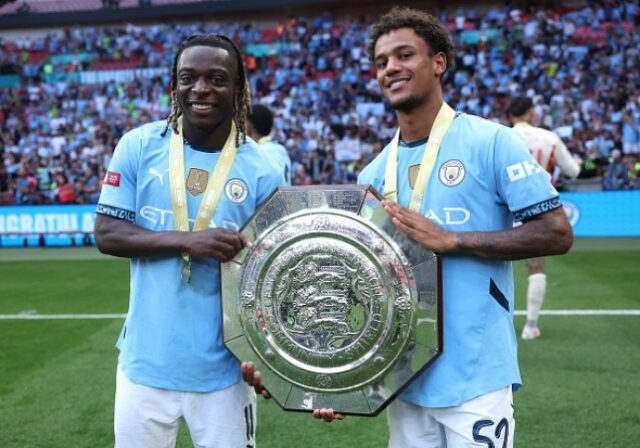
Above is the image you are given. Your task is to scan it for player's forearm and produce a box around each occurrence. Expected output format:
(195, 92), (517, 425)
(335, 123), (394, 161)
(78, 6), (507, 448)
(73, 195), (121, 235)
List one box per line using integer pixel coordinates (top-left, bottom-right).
(94, 214), (186, 258)
(556, 144), (581, 179)
(451, 208), (573, 260)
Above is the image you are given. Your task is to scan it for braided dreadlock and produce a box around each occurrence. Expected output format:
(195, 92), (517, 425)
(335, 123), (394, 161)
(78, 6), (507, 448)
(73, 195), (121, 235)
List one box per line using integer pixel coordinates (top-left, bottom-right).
(161, 34), (251, 147)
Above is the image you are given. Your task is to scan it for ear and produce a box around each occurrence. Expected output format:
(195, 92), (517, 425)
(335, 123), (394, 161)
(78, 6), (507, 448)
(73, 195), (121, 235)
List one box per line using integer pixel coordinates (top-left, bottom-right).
(433, 52), (447, 78)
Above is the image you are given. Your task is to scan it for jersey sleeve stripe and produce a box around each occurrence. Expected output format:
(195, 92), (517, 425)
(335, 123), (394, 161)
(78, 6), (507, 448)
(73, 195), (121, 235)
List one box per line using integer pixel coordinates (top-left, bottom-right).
(96, 204), (136, 223)
(512, 197), (561, 222)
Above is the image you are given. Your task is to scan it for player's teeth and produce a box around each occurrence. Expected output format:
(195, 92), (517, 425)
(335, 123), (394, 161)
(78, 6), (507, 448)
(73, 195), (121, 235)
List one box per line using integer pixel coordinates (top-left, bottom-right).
(192, 104), (211, 110)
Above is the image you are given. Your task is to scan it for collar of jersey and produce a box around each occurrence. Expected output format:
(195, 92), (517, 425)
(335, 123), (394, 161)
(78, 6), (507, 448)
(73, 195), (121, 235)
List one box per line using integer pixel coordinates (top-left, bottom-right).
(399, 136), (429, 148)
(183, 136), (222, 153)
(398, 111), (462, 149)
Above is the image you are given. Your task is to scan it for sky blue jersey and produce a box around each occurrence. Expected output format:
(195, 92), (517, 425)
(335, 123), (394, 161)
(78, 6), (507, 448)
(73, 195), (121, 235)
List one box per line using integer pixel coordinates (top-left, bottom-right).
(358, 112), (561, 407)
(258, 137), (292, 185)
(97, 121), (284, 392)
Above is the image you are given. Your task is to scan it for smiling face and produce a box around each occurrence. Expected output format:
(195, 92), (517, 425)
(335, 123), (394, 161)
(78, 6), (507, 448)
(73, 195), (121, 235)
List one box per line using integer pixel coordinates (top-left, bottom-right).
(374, 28), (446, 113)
(175, 45), (238, 134)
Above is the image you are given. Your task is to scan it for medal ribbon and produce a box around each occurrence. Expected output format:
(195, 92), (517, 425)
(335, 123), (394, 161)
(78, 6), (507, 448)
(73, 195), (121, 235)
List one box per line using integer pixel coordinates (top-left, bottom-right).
(169, 116), (239, 282)
(384, 102), (456, 211)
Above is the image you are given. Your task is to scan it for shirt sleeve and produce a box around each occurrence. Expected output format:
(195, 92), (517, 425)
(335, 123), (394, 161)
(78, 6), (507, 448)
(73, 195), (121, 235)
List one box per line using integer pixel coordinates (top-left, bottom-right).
(96, 129), (140, 222)
(357, 151), (387, 194)
(256, 163), (286, 208)
(494, 127), (561, 222)
(553, 136), (581, 179)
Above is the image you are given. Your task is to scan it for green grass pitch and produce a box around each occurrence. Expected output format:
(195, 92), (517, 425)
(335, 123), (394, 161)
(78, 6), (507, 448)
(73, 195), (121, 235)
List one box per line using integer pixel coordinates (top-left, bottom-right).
(1, 239), (639, 447)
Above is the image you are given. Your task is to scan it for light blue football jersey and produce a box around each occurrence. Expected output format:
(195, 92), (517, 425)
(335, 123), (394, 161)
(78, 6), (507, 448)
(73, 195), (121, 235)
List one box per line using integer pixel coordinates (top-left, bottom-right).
(358, 112), (561, 407)
(257, 137), (292, 185)
(97, 121), (284, 392)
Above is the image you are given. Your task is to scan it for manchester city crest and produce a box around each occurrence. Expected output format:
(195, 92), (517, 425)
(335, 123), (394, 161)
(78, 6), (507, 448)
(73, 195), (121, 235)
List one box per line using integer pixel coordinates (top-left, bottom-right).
(562, 200), (580, 227)
(225, 178), (248, 203)
(439, 160), (465, 187)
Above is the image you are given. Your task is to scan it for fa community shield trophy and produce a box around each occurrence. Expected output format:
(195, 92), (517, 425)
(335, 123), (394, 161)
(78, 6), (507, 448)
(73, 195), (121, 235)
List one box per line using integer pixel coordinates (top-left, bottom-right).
(221, 185), (442, 416)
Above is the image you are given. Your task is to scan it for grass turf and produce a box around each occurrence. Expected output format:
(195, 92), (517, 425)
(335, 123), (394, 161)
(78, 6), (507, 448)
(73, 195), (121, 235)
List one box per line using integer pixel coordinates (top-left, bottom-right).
(0, 240), (638, 447)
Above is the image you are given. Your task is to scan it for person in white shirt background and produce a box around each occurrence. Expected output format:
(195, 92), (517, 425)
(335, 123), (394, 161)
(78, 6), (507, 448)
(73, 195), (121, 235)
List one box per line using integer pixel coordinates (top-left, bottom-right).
(508, 95), (581, 340)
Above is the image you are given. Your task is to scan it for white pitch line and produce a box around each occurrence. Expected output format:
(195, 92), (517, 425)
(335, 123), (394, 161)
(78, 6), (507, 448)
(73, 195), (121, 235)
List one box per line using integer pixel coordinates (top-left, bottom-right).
(515, 310), (640, 316)
(0, 313), (127, 320)
(1, 310), (640, 320)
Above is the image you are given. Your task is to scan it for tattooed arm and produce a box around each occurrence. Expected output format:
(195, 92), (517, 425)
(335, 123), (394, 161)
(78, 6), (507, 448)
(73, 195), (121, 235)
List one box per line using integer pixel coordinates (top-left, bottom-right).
(381, 200), (573, 260)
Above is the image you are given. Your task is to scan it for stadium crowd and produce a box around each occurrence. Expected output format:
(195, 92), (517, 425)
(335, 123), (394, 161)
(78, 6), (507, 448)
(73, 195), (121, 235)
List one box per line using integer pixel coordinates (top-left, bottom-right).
(1, 2), (639, 205)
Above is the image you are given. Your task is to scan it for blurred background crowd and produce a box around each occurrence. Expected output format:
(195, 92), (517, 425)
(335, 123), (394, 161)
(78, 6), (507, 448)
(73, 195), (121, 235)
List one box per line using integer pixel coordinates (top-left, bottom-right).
(0, 0), (639, 206)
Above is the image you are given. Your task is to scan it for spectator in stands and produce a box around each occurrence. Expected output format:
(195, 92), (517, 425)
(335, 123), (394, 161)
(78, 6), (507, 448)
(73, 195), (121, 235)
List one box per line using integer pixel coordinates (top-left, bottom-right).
(53, 171), (75, 204)
(603, 149), (631, 190)
(79, 164), (101, 204)
(1, 2), (639, 199)
(94, 33), (283, 448)
(17, 2), (28, 14)
(73, 177), (86, 204)
(580, 143), (609, 178)
(628, 156), (640, 185)
(36, 157), (56, 203)
(101, 0), (120, 9)
(13, 166), (38, 204)
(0, 151), (12, 204)
(248, 104), (292, 185)
(622, 111), (640, 155)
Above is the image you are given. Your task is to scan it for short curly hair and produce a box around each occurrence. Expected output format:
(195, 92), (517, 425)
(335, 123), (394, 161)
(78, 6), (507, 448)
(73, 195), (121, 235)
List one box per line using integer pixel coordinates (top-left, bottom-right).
(248, 104), (274, 137)
(367, 6), (454, 72)
(507, 96), (534, 118)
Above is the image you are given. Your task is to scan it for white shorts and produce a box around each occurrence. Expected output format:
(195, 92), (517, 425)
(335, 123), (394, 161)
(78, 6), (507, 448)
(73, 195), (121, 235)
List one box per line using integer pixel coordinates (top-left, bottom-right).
(388, 386), (515, 448)
(114, 366), (257, 448)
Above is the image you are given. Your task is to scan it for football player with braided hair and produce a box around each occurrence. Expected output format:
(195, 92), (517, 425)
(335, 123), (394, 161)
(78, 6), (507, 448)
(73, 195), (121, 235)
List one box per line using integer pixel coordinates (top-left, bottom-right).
(95, 33), (284, 447)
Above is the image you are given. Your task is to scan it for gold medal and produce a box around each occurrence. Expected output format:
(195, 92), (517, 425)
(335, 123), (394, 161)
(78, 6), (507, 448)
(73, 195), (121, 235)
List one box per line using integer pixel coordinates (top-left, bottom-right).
(181, 256), (192, 284)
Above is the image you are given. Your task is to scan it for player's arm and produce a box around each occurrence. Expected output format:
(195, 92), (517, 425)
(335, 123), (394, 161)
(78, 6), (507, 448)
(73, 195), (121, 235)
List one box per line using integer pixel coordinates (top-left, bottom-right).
(554, 138), (581, 179)
(94, 214), (249, 261)
(381, 201), (572, 259)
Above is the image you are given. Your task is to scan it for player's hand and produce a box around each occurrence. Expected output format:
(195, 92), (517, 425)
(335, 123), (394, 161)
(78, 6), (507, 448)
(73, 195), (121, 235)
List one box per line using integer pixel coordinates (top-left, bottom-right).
(184, 228), (252, 261)
(313, 408), (345, 422)
(241, 361), (271, 399)
(381, 200), (457, 254)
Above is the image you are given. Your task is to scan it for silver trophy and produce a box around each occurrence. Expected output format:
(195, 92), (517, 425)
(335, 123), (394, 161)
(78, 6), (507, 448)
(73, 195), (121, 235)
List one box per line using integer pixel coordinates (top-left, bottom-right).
(221, 185), (441, 416)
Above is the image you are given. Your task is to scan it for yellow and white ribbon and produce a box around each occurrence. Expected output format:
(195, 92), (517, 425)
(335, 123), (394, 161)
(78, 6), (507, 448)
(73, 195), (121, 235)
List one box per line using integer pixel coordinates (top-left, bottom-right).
(384, 102), (455, 211)
(169, 117), (239, 283)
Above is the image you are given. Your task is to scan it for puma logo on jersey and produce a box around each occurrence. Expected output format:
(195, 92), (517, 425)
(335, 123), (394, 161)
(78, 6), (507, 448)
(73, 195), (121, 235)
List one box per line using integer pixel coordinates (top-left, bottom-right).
(148, 167), (169, 185)
(506, 159), (542, 182)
